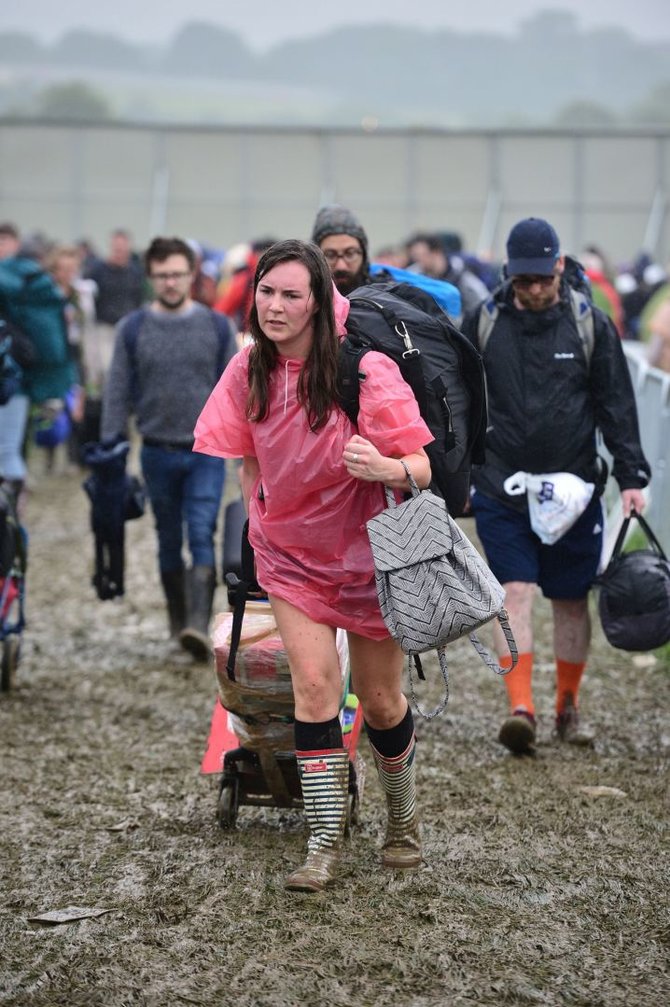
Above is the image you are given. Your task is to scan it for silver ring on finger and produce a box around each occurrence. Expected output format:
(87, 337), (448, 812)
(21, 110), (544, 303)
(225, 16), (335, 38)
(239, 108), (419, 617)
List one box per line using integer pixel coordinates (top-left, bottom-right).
(353, 453), (359, 463)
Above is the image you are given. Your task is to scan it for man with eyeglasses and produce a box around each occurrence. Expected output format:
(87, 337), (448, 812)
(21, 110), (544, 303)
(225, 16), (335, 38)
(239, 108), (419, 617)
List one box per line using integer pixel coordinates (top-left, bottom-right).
(311, 204), (371, 295)
(463, 217), (650, 756)
(101, 236), (236, 660)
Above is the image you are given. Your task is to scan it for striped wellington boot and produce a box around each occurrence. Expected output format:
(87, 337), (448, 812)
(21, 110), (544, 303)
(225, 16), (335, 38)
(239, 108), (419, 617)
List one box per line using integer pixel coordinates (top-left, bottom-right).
(370, 735), (422, 869)
(285, 749), (349, 893)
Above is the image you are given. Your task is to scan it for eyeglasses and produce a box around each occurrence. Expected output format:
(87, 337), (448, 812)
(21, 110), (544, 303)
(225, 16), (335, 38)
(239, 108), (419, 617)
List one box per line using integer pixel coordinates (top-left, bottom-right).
(150, 271), (191, 283)
(511, 273), (558, 289)
(322, 248), (363, 264)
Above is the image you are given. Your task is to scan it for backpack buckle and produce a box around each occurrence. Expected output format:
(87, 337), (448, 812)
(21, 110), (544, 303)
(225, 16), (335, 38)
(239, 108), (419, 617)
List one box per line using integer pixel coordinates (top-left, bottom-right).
(395, 320), (420, 357)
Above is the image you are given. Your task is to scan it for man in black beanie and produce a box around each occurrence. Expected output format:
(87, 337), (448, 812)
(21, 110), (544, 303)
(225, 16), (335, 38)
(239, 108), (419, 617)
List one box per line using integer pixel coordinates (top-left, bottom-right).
(311, 204), (370, 295)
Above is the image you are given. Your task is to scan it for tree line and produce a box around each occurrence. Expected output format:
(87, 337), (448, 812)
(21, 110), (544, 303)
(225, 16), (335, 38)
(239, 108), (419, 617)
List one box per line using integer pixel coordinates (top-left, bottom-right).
(1, 10), (669, 127)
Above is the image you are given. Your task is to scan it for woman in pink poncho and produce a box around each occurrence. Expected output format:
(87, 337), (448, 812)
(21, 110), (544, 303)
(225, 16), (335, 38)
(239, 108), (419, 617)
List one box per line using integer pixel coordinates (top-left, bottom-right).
(194, 239), (433, 892)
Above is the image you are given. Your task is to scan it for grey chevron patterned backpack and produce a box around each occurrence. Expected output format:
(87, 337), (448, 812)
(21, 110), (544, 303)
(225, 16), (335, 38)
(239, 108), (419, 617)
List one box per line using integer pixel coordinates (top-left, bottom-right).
(367, 462), (517, 718)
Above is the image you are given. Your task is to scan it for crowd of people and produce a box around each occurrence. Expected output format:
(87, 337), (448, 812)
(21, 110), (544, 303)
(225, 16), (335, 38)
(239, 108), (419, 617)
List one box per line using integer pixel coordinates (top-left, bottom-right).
(0, 207), (657, 892)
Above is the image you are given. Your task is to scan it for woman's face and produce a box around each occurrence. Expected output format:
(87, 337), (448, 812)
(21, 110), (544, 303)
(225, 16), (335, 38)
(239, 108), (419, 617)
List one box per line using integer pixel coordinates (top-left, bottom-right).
(52, 253), (79, 289)
(255, 260), (318, 358)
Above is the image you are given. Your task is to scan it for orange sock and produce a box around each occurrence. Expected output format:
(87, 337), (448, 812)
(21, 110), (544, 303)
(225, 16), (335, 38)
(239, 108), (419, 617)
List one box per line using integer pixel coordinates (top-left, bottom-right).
(555, 659), (586, 713)
(500, 652), (534, 715)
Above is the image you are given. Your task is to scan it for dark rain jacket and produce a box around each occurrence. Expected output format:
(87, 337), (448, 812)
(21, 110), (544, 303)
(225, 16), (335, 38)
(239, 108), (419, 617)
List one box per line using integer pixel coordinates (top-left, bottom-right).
(0, 256), (77, 403)
(463, 280), (650, 509)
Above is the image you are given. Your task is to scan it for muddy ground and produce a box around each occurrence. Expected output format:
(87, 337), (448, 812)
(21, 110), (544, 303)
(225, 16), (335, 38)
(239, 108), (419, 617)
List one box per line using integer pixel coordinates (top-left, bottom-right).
(1, 461), (668, 1007)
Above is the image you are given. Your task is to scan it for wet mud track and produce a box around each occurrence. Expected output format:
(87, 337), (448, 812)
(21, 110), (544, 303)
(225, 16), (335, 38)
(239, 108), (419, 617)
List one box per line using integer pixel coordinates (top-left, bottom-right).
(1, 467), (668, 1006)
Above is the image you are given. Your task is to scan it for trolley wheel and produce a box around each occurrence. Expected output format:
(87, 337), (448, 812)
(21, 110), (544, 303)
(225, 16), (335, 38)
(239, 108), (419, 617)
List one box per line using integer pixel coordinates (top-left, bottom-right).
(217, 774), (240, 830)
(1, 636), (20, 694)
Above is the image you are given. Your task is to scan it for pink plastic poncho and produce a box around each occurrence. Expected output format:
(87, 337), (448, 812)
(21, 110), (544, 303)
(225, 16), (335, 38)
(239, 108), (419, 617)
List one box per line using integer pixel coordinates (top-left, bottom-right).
(194, 291), (433, 639)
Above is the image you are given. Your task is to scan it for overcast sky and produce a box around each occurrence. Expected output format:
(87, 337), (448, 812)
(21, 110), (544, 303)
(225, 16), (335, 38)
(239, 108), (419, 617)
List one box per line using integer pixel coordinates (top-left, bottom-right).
(3, 0), (669, 48)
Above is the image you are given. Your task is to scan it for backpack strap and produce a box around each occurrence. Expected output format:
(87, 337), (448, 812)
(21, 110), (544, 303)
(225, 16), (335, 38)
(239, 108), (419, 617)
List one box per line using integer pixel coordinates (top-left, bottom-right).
(569, 288), (595, 367)
(476, 294), (500, 353)
(122, 307), (233, 404)
(121, 308), (148, 405)
(337, 339), (370, 425)
(477, 285), (594, 368)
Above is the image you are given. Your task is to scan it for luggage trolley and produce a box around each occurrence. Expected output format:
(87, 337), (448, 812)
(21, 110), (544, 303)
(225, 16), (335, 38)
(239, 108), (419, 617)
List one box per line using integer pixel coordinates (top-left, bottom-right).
(201, 497), (364, 829)
(0, 483), (27, 693)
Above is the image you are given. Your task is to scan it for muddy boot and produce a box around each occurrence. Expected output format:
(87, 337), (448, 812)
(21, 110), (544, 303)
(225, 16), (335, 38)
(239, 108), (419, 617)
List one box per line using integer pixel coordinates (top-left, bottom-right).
(499, 709), (537, 755)
(180, 565), (216, 661)
(370, 734), (422, 869)
(160, 568), (186, 640)
(285, 749), (349, 893)
(554, 693), (595, 747)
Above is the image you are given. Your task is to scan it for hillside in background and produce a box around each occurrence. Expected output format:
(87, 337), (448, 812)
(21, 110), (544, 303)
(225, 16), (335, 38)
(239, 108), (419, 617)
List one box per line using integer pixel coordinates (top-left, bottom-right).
(1, 10), (669, 127)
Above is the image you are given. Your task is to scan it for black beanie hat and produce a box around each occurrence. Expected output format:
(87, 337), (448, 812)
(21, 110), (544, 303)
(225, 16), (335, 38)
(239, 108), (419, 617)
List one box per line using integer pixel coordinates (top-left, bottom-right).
(311, 204), (369, 260)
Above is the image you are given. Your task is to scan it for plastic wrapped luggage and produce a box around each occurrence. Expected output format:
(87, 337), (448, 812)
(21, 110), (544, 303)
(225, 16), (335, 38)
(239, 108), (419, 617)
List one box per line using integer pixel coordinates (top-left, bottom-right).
(202, 604), (363, 828)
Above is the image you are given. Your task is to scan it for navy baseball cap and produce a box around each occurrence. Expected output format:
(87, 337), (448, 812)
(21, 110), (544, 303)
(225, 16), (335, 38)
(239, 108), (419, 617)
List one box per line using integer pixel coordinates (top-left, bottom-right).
(506, 217), (560, 276)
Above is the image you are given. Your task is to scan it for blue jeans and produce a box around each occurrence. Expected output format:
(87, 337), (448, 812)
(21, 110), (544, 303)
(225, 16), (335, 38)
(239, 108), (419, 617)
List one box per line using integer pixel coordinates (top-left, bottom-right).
(0, 394), (29, 481)
(141, 444), (225, 574)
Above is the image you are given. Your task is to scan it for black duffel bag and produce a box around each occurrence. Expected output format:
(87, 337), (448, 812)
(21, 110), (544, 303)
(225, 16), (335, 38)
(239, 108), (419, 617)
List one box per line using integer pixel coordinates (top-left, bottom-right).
(595, 510), (670, 652)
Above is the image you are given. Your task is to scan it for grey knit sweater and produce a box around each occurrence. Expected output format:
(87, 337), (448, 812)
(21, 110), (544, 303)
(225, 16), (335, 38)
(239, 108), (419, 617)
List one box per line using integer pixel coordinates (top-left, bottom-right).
(101, 303), (235, 445)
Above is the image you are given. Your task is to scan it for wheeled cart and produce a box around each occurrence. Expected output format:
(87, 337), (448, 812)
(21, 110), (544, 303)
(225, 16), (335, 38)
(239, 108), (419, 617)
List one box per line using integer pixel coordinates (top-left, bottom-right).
(201, 599), (364, 829)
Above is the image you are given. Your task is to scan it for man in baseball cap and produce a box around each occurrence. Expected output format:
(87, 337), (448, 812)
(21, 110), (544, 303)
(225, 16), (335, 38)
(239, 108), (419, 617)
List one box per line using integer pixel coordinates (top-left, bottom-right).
(463, 215), (650, 757)
(503, 217), (564, 313)
(505, 217), (561, 275)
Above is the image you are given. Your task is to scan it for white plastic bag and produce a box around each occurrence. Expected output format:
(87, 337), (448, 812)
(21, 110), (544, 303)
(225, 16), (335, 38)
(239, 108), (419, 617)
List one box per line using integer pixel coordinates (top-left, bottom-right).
(503, 471), (595, 545)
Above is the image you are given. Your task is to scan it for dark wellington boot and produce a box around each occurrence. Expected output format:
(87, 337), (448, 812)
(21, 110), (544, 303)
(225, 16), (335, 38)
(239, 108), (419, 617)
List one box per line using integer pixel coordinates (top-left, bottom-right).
(160, 568), (186, 639)
(554, 693), (595, 747)
(180, 565), (216, 661)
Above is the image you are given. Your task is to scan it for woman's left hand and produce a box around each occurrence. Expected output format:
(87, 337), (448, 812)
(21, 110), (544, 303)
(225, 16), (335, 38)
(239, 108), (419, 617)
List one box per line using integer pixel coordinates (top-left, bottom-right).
(344, 436), (431, 489)
(343, 434), (389, 482)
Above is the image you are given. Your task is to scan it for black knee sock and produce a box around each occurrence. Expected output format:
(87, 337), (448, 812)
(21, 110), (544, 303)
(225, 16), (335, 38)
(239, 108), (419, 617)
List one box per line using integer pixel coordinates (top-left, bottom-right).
(294, 716), (343, 752)
(365, 705), (414, 758)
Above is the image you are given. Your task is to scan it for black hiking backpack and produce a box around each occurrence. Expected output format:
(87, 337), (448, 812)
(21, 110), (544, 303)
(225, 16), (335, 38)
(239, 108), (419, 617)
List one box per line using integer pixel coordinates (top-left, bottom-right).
(338, 281), (487, 517)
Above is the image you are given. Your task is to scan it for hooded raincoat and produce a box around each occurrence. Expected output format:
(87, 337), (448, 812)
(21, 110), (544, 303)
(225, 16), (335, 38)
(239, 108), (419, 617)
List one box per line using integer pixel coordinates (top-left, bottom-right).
(194, 296), (432, 639)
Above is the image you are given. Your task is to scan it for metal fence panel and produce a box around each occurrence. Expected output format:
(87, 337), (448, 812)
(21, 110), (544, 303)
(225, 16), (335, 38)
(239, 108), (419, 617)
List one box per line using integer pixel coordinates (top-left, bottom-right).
(498, 136), (576, 206)
(0, 121), (669, 263)
(623, 345), (670, 552)
(0, 124), (76, 238)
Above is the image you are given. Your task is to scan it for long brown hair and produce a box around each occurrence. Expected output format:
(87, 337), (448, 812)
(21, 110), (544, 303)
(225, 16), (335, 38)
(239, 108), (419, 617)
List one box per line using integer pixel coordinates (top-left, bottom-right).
(246, 239), (339, 432)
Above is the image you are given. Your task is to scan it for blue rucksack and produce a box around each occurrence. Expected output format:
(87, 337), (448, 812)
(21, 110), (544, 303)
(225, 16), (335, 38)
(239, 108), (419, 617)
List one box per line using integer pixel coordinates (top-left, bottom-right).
(369, 263), (462, 318)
